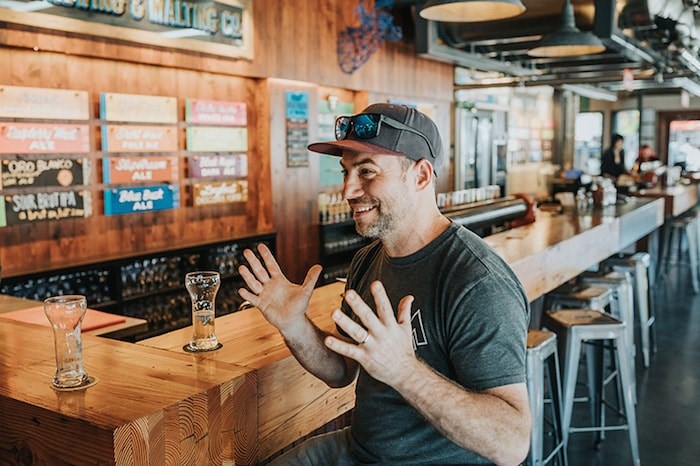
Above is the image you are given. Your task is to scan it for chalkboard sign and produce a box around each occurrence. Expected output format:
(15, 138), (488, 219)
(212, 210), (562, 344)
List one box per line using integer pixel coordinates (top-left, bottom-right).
(0, 123), (90, 154)
(1, 157), (87, 189)
(101, 125), (178, 153)
(192, 180), (248, 206)
(188, 154), (247, 179)
(102, 156), (178, 184)
(186, 99), (247, 126)
(285, 91), (309, 167)
(2, 190), (92, 226)
(104, 185), (180, 216)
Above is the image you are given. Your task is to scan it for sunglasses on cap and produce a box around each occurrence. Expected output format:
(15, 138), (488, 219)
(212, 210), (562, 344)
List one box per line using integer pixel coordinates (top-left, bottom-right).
(334, 113), (436, 161)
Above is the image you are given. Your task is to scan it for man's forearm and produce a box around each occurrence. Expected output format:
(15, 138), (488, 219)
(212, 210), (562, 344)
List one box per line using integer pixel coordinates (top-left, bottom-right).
(282, 316), (357, 388)
(394, 361), (530, 466)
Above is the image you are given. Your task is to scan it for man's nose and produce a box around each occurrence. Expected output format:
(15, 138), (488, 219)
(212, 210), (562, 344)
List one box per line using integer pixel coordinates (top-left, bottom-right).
(342, 173), (363, 200)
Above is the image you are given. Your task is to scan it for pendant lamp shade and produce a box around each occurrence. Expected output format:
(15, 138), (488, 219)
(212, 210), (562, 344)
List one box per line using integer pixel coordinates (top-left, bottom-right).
(528, 0), (605, 57)
(419, 0), (526, 23)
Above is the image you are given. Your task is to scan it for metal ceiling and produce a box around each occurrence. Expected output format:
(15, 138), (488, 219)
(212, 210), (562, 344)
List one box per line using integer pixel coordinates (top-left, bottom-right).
(401, 0), (700, 96)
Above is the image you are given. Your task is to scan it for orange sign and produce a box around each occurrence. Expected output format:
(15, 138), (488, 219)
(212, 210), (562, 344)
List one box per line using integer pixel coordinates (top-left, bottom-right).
(102, 125), (178, 152)
(0, 123), (90, 154)
(103, 156), (179, 184)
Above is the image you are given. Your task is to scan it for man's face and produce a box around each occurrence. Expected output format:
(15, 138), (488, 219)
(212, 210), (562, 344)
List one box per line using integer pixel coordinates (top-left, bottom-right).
(340, 152), (414, 241)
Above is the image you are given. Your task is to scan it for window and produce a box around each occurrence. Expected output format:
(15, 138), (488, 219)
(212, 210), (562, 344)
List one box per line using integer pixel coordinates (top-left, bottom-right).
(668, 120), (700, 171)
(612, 110), (640, 170)
(574, 112), (603, 174)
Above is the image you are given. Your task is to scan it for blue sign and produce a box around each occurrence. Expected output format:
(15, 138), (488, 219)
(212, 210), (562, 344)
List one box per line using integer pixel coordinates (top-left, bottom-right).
(104, 185), (179, 216)
(285, 91), (309, 120)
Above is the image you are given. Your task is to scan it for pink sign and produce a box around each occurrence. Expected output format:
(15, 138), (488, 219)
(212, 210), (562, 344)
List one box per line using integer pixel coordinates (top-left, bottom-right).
(186, 99), (247, 126)
(0, 123), (89, 154)
(102, 125), (178, 153)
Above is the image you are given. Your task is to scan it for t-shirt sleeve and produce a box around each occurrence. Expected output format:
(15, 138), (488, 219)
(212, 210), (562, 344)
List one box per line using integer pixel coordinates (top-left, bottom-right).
(446, 275), (528, 391)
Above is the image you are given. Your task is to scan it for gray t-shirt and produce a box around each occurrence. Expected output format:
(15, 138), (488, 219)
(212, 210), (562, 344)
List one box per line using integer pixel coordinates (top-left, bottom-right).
(342, 222), (529, 465)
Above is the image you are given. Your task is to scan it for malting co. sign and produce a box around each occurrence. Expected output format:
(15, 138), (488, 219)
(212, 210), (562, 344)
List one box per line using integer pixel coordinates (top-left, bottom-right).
(0, 0), (253, 59)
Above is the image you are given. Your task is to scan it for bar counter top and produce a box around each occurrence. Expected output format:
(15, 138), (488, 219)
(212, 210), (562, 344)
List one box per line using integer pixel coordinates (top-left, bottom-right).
(0, 197), (665, 465)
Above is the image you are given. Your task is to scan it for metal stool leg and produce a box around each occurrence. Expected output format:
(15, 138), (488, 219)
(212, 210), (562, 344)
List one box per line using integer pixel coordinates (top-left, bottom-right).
(527, 351), (545, 465)
(686, 219), (700, 293)
(616, 331), (641, 466)
(546, 348), (568, 466)
(561, 335), (582, 448)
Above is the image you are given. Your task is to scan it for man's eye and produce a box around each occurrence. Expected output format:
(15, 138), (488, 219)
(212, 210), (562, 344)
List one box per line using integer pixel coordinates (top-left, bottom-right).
(359, 168), (376, 177)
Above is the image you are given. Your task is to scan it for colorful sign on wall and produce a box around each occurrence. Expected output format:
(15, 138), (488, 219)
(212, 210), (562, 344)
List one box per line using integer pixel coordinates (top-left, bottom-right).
(185, 127), (247, 152)
(0, 199), (5, 227)
(185, 99), (247, 126)
(0, 123), (89, 154)
(192, 180), (248, 206)
(103, 185), (180, 216)
(2, 190), (92, 226)
(102, 156), (178, 184)
(188, 154), (247, 179)
(285, 91), (309, 167)
(1, 157), (87, 189)
(100, 93), (178, 123)
(101, 126), (178, 152)
(0, 85), (89, 120)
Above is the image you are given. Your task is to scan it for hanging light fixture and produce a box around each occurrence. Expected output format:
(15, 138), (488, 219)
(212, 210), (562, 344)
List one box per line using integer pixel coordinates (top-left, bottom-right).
(527, 0), (606, 57)
(419, 0), (526, 23)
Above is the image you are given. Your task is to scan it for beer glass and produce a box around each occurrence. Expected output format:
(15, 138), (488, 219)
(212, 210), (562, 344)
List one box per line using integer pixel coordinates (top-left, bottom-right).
(184, 271), (222, 352)
(43, 295), (91, 389)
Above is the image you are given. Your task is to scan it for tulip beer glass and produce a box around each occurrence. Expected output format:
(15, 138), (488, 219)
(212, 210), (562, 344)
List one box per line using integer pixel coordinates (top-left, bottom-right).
(184, 271), (222, 352)
(43, 295), (91, 389)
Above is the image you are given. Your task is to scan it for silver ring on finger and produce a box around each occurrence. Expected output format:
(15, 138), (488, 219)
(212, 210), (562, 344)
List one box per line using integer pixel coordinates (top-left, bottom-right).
(360, 334), (370, 345)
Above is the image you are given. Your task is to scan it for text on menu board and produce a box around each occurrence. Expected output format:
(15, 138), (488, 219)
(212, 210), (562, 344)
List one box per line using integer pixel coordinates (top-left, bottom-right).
(186, 99), (247, 126)
(0, 85), (89, 120)
(103, 156), (178, 183)
(186, 127), (247, 152)
(101, 126), (178, 152)
(285, 91), (309, 167)
(188, 154), (247, 178)
(104, 185), (180, 215)
(192, 180), (248, 206)
(100, 93), (178, 123)
(1, 157), (87, 189)
(1, 190), (91, 226)
(0, 123), (90, 154)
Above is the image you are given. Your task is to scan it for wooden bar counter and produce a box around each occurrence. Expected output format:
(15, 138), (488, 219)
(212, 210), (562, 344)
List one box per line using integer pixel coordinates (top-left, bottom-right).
(631, 183), (697, 218)
(0, 197), (664, 465)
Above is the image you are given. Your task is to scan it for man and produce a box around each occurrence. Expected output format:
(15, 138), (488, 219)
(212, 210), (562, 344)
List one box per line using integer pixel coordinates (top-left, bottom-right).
(601, 133), (627, 179)
(238, 103), (531, 465)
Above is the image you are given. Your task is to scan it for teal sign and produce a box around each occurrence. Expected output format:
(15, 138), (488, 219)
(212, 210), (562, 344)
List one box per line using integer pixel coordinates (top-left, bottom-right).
(104, 184), (179, 216)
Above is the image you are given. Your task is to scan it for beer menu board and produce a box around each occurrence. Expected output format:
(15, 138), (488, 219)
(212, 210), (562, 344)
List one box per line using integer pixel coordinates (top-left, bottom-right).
(192, 180), (248, 206)
(104, 185), (180, 216)
(101, 126), (178, 152)
(0, 123), (90, 154)
(1, 157), (87, 189)
(285, 91), (309, 167)
(100, 93), (178, 124)
(103, 156), (179, 184)
(0, 85), (89, 120)
(188, 154), (247, 179)
(185, 99), (247, 126)
(2, 190), (92, 226)
(186, 127), (247, 152)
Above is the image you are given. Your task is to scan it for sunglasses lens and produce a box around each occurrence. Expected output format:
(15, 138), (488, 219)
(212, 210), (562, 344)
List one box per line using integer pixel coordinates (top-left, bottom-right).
(352, 114), (380, 139)
(335, 116), (351, 140)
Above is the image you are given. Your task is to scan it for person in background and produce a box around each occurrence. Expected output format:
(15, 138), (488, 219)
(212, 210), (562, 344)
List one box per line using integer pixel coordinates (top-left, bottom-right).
(601, 133), (628, 178)
(238, 103), (531, 465)
(632, 144), (660, 173)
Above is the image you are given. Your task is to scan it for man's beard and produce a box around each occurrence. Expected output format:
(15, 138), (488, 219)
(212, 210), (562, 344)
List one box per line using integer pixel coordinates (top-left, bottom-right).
(355, 208), (394, 239)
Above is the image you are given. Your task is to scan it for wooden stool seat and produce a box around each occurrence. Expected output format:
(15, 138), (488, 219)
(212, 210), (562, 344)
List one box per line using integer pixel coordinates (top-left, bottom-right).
(546, 309), (620, 328)
(527, 329), (555, 349)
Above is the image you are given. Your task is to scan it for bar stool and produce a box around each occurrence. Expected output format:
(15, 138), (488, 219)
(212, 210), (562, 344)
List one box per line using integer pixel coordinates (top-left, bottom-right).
(544, 284), (612, 313)
(578, 272), (637, 403)
(526, 330), (567, 466)
(659, 214), (699, 293)
(543, 310), (640, 466)
(603, 252), (657, 368)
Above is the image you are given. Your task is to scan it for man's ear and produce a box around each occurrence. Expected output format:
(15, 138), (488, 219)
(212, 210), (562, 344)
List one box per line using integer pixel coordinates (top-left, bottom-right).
(413, 159), (434, 191)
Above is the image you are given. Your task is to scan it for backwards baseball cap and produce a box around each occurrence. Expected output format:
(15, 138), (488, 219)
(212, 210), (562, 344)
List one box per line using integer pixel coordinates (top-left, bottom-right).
(307, 103), (445, 174)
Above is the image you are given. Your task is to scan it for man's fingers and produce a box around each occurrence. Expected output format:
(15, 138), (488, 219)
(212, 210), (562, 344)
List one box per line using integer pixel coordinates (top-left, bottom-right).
(258, 243), (283, 277)
(344, 290), (383, 334)
(243, 248), (271, 283)
(238, 287), (259, 306)
(324, 335), (365, 362)
(237, 265), (264, 294)
(332, 309), (369, 344)
(397, 295), (414, 328)
(370, 281), (395, 324)
(302, 265), (323, 292)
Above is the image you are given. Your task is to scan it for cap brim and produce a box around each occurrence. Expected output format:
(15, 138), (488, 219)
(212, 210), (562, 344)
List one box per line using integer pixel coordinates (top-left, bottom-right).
(307, 139), (405, 158)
